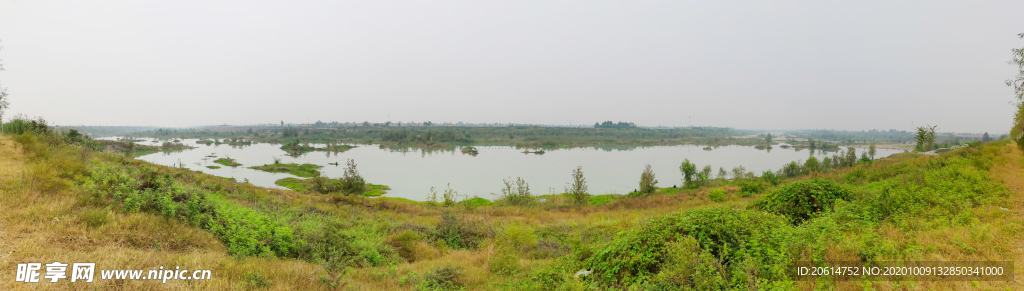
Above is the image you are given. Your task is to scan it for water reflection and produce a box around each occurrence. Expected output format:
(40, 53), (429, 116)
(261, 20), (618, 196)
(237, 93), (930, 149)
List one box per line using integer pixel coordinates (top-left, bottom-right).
(107, 137), (905, 201)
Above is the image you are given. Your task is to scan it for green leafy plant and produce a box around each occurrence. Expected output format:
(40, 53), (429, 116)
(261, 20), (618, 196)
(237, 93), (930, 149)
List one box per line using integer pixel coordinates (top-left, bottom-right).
(708, 188), (726, 201)
(753, 179), (852, 224)
(639, 164), (658, 195)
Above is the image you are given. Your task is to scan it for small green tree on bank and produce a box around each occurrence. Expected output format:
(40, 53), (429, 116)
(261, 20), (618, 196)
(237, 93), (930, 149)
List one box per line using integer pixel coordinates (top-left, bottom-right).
(341, 159), (366, 195)
(639, 164), (658, 195)
(869, 142), (877, 160)
(565, 166), (589, 205)
(679, 159), (697, 188)
(916, 125), (937, 151)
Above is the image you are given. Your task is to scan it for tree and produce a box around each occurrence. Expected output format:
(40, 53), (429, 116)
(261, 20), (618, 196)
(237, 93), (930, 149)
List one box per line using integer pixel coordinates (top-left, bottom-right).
(717, 167), (728, 180)
(125, 142), (136, 157)
(0, 39), (8, 125)
(765, 133), (773, 144)
(982, 132), (992, 142)
(639, 164), (658, 195)
(731, 166), (746, 182)
(804, 156), (820, 173)
(915, 125), (937, 151)
(698, 165), (712, 187)
(566, 166), (589, 206)
(868, 142), (877, 160)
(1009, 33), (1024, 149)
(679, 159), (697, 188)
(808, 137), (816, 149)
(341, 159), (366, 195)
(845, 147), (857, 167)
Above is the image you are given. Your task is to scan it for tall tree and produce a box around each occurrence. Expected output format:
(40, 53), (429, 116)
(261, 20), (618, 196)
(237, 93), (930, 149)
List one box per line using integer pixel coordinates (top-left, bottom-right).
(765, 133), (773, 144)
(1009, 33), (1024, 149)
(868, 142), (877, 160)
(0, 39), (8, 125)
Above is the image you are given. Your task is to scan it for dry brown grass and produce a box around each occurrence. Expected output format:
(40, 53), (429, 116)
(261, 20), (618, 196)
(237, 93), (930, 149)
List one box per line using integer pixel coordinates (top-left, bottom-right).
(0, 135), (330, 290)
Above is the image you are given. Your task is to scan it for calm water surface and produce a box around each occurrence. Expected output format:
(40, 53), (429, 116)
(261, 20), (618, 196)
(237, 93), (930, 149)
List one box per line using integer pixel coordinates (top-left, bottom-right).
(111, 138), (904, 201)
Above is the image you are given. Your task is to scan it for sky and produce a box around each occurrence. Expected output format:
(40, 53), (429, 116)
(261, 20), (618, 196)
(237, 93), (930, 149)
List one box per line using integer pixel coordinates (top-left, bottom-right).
(0, 0), (1021, 133)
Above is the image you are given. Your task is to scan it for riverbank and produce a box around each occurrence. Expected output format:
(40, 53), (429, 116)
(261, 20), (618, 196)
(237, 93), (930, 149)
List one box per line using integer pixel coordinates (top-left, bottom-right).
(3, 124), (1020, 290)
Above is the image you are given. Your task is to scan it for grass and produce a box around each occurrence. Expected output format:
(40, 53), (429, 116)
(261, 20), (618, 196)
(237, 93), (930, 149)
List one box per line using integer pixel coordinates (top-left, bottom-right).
(213, 157), (241, 167)
(249, 163), (322, 177)
(274, 177), (309, 192)
(4, 124), (1024, 290)
(274, 177), (390, 196)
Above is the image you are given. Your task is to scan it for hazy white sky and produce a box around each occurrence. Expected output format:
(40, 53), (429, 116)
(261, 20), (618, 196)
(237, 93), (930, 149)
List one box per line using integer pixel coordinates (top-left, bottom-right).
(0, 0), (1021, 132)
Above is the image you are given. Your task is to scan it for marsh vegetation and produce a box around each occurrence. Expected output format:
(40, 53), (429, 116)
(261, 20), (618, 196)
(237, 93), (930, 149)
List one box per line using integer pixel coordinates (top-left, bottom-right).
(2, 115), (1016, 290)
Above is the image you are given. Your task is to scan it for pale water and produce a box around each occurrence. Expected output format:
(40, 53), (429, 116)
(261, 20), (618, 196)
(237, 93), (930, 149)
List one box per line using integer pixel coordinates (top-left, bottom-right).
(110, 138), (904, 201)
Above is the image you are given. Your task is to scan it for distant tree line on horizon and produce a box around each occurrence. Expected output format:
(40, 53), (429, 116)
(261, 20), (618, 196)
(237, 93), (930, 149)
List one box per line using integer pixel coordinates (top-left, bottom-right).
(594, 121), (637, 129)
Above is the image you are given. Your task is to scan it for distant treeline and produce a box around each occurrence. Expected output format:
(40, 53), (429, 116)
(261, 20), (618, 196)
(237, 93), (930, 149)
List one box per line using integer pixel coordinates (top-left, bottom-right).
(594, 121), (637, 129)
(124, 125), (759, 149)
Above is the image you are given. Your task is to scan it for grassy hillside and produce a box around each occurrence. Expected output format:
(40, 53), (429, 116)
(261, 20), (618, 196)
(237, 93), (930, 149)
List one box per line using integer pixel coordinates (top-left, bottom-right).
(2, 124), (1023, 290)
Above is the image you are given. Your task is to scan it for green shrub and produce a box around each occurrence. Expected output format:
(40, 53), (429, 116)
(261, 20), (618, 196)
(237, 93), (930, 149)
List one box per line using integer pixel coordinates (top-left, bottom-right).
(761, 170), (780, 186)
(708, 188), (726, 201)
(432, 211), (492, 249)
(739, 180), (769, 197)
(489, 252), (521, 275)
(497, 224), (537, 253)
(387, 230), (422, 262)
(753, 179), (852, 224)
(417, 265), (464, 291)
(500, 177), (533, 206)
(587, 207), (791, 287)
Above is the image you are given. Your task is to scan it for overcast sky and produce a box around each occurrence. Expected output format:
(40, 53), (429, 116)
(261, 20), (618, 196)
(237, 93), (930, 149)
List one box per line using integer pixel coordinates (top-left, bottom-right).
(0, 1), (1021, 132)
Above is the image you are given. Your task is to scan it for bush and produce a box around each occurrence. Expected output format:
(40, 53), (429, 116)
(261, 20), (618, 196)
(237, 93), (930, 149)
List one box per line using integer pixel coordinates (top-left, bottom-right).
(753, 179), (852, 224)
(490, 252), (521, 275)
(761, 170), (780, 186)
(418, 265), (464, 290)
(432, 211), (492, 249)
(587, 207), (791, 287)
(500, 177), (533, 206)
(739, 180), (769, 197)
(708, 188), (726, 201)
(387, 230), (422, 262)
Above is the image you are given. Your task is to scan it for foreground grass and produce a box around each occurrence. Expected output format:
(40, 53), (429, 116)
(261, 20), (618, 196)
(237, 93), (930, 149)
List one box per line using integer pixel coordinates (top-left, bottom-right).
(2, 130), (1023, 290)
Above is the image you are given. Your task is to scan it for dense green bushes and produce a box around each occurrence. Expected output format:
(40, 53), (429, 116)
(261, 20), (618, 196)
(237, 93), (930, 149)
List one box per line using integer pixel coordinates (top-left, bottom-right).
(586, 207), (792, 288)
(753, 179), (852, 224)
(82, 160), (397, 267)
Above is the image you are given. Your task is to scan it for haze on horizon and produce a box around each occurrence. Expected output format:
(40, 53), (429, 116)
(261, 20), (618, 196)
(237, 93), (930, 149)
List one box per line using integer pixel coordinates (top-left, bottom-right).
(0, 0), (1021, 133)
